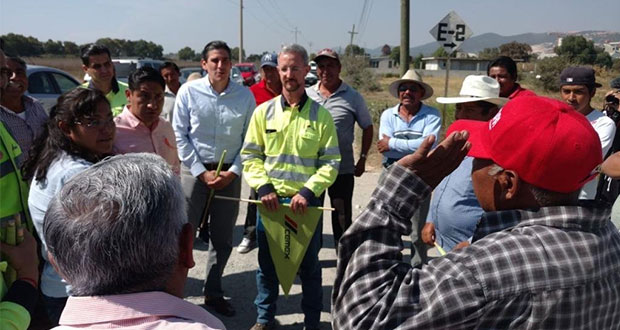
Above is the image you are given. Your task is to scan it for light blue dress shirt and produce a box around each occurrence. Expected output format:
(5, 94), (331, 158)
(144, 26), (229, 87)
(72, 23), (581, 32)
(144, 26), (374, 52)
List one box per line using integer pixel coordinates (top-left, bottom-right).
(378, 103), (441, 164)
(172, 76), (256, 177)
(425, 157), (484, 251)
(29, 151), (92, 297)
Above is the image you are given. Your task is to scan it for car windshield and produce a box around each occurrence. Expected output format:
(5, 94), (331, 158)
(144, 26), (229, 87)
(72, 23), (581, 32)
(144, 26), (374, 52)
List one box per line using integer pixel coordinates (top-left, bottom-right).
(236, 66), (253, 72)
(114, 62), (136, 79)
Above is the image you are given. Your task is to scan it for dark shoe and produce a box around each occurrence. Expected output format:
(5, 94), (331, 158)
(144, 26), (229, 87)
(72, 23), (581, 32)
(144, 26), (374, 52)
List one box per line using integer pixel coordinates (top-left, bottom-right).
(250, 322), (276, 330)
(204, 296), (235, 317)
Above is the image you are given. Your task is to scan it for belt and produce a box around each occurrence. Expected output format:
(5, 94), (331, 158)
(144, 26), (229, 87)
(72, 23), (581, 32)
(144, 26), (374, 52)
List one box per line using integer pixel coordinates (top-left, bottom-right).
(204, 163), (232, 171)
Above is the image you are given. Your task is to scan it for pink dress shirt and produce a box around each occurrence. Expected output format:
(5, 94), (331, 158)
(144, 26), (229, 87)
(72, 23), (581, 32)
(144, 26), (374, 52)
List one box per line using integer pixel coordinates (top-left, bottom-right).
(114, 106), (181, 175)
(55, 291), (225, 329)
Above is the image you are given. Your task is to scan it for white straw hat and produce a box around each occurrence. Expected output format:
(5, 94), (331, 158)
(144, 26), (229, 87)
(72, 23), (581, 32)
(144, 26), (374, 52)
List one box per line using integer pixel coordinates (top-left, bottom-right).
(388, 69), (434, 100)
(436, 75), (508, 106)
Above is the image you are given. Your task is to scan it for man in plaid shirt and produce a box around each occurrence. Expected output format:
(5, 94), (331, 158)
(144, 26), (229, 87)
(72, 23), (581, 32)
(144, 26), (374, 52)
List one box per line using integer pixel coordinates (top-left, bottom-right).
(332, 96), (620, 329)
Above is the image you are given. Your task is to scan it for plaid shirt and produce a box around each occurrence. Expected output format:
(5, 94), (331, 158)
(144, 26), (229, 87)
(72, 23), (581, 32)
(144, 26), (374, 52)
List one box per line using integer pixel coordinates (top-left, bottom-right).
(0, 96), (48, 166)
(332, 164), (620, 329)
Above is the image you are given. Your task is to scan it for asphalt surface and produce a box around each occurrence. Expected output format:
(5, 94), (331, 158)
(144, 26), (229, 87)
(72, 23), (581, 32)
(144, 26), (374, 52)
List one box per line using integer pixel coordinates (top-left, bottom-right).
(183, 170), (405, 330)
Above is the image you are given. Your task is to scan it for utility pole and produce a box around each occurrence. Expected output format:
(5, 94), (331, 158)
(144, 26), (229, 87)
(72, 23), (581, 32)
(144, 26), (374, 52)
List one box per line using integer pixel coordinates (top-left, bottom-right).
(347, 24), (358, 49)
(292, 27), (300, 44)
(239, 0), (244, 62)
(400, 0), (410, 76)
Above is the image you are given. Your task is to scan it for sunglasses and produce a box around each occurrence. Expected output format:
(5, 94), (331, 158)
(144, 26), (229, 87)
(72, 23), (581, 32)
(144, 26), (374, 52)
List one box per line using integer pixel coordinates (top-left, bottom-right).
(398, 85), (418, 93)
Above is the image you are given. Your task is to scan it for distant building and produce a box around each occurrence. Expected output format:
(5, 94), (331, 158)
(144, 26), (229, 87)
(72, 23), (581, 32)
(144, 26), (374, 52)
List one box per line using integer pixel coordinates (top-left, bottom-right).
(603, 41), (620, 59)
(368, 56), (399, 74)
(421, 57), (491, 72)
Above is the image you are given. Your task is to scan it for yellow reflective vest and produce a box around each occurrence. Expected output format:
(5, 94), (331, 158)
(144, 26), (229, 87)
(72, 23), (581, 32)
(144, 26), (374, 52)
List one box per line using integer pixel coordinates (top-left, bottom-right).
(241, 95), (340, 198)
(0, 121), (31, 229)
(81, 80), (128, 116)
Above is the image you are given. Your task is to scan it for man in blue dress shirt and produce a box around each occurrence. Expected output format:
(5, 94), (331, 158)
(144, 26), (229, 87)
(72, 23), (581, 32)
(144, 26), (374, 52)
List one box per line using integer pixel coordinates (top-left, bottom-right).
(172, 40), (256, 317)
(421, 75), (507, 252)
(377, 69), (440, 267)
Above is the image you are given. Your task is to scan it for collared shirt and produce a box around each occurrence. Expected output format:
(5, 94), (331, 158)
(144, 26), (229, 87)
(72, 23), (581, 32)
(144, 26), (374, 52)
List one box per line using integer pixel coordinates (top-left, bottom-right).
(114, 106), (180, 175)
(581, 109), (616, 199)
(249, 79), (278, 106)
(81, 80), (129, 116)
(333, 164), (620, 329)
(307, 81), (372, 174)
(425, 157), (483, 251)
(161, 84), (177, 123)
(508, 83), (536, 99)
(0, 95), (48, 166)
(173, 77), (256, 177)
(378, 103), (441, 164)
(55, 291), (225, 329)
(29, 151), (92, 297)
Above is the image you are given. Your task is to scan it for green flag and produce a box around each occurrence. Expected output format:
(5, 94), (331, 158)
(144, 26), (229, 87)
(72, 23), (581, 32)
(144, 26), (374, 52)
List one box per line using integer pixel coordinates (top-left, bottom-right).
(258, 204), (322, 296)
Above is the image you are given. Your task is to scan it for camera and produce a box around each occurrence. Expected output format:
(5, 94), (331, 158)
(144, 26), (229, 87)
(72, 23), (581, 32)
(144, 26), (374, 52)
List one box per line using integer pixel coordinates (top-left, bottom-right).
(606, 94), (620, 105)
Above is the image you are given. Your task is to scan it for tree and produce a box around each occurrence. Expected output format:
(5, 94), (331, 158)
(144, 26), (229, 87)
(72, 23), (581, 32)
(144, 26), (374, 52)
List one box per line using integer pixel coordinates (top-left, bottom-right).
(594, 51), (613, 69)
(340, 55), (380, 92)
(499, 41), (532, 61)
(1, 33), (44, 56)
(230, 47), (246, 63)
(344, 44), (366, 57)
(178, 47), (195, 61)
(432, 46), (455, 58)
(390, 46), (400, 65)
(412, 53), (424, 69)
(246, 53), (263, 63)
(533, 56), (570, 92)
(555, 35), (597, 64)
(381, 44), (391, 56)
(63, 41), (80, 56)
(478, 47), (500, 59)
(44, 39), (64, 55)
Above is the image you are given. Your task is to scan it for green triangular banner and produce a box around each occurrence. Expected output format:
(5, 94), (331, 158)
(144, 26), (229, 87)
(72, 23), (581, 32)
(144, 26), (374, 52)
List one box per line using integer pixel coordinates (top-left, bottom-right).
(258, 204), (322, 296)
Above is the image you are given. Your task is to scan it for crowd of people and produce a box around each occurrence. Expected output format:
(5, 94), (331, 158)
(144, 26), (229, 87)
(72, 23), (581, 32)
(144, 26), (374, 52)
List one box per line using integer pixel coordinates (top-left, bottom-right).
(1, 38), (620, 330)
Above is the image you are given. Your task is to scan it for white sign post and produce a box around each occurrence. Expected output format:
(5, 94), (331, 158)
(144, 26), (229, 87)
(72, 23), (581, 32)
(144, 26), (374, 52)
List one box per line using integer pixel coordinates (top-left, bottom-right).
(429, 11), (473, 122)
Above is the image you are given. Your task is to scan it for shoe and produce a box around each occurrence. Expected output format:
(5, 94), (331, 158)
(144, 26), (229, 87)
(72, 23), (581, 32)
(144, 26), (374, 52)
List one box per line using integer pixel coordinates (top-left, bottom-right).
(204, 296), (236, 317)
(250, 322), (276, 330)
(237, 237), (257, 254)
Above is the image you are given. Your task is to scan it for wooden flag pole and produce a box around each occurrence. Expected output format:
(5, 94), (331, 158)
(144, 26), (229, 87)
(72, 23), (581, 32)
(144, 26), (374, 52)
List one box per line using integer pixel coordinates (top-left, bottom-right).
(212, 195), (336, 212)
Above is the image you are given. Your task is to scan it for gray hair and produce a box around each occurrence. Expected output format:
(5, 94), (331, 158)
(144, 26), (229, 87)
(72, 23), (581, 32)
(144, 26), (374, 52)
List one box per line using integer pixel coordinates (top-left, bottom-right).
(280, 44), (309, 64)
(486, 163), (577, 206)
(44, 153), (186, 296)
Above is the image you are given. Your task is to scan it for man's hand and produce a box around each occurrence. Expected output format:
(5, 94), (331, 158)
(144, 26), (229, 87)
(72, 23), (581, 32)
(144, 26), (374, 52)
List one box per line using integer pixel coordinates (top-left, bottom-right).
(206, 171), (237, 190)
(421, 222), (436, 246)
(397, 130), (470, 188)
(376, 134), (390, 153)
(261, 192), (280, 211)
(290, 193), (308, 214)
(198, 170), (217, 184)
(454, 241), (470, 250)
(354, 158), (366, 177)
(1, 230), (39, 287)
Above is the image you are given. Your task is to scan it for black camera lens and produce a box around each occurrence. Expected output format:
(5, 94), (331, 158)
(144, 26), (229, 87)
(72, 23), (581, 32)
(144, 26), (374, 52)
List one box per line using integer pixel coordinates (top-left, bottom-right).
(607, 94), (620, 105)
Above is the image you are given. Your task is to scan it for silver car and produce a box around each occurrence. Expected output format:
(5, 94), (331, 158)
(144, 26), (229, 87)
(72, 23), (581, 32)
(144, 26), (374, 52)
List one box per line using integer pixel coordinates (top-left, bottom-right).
(26, 65), (80, 113)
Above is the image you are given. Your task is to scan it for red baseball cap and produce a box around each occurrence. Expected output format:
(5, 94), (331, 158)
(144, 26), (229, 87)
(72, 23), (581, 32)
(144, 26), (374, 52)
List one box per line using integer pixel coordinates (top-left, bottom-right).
(447, 96), (602, 193)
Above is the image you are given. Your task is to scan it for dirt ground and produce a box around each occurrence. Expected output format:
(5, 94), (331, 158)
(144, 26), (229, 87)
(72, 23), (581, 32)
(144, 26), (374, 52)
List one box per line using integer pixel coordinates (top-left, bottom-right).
(183, 167), (413, 330)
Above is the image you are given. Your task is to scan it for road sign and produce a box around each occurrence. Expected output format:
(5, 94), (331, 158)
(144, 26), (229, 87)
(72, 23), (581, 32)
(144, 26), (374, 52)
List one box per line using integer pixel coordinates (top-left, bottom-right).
(429, 11), (473, 54)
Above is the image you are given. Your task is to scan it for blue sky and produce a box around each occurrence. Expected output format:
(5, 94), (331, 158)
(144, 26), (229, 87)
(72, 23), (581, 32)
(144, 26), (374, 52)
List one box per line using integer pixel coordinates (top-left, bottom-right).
(1, 0), (619, 55)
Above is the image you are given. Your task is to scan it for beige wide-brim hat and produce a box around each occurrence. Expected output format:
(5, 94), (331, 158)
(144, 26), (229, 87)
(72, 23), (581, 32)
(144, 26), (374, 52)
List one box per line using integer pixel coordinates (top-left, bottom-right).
(388, 69), (434, 100)
(436, 75), (509, 106)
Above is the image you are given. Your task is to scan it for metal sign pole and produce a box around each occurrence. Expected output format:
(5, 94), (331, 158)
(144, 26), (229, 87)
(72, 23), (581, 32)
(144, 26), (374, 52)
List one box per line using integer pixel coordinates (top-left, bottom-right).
(442, 56), (451, 123)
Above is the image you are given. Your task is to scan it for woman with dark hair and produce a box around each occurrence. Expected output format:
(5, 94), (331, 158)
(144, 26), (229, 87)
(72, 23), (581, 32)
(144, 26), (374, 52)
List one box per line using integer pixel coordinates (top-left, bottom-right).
(22, 87), (115, 325)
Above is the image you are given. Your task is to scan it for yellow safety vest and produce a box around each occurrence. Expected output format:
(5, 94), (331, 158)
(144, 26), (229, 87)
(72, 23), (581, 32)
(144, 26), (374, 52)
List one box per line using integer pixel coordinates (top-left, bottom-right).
(241, 96), (340, 198)
(81, 80), (128, 116)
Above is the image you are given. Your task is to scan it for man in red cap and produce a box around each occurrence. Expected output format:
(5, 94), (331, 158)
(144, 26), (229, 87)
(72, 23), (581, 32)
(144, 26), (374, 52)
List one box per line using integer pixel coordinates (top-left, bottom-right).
(332, 96), (620, 329)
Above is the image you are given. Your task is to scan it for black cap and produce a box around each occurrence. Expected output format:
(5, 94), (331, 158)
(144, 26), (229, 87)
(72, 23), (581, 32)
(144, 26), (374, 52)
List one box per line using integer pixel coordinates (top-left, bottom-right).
(559, 67), (602, 88)
(611, 77), (620, 89)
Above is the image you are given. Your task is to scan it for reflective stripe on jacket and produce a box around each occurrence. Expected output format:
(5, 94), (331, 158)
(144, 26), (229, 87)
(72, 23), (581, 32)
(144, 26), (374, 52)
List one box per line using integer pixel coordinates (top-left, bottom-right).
(241, 95), (340, 198)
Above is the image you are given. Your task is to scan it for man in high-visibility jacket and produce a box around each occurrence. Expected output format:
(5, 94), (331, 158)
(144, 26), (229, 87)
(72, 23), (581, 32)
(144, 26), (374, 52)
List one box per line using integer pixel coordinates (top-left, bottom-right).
(241, 44), (340, 330)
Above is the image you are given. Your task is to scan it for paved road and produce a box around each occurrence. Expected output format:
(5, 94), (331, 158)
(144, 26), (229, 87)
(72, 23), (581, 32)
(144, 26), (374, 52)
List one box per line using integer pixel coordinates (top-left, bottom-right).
(184, 170), (412, 330)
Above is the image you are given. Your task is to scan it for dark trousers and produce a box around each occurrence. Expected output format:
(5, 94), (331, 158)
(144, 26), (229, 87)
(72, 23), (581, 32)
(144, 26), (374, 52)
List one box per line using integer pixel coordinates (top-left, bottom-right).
(327, 174), (354, 249)
(243, 189), (258, 241)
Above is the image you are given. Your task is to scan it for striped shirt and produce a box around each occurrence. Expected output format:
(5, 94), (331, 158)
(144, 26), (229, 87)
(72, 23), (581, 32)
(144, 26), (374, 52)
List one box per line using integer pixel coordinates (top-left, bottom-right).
(0, 96), (48, 165)
(333, 164), (620, 329)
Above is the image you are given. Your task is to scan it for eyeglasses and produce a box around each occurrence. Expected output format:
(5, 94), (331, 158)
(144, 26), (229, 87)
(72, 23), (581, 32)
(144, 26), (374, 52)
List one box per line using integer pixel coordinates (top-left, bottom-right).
(0, 68), (13, 77)
(74, 118), (115, 129)
(398, 85), (418, 93)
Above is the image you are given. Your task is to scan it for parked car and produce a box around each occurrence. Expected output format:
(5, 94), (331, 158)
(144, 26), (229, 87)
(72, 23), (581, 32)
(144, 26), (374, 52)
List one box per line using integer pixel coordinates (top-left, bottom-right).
(305, 72), (318, 87)
(179, 67), (204, 84)
(179, 66), (244, 86)
(26, 65), (80, 113)
(234, 63), (258, 86)
(84, 58), (164, 83)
